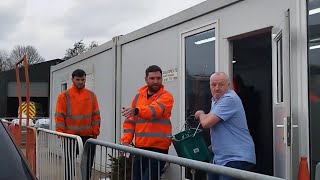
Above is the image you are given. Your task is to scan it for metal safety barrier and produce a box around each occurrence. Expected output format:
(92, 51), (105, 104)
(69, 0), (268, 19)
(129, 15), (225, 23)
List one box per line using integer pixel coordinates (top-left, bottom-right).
(8, 123), (23, 146)
(37, 128), (83, 180)
(26, 126), (37, 174)
(1, 117), (50, 148)
(81, 139), (285, 180)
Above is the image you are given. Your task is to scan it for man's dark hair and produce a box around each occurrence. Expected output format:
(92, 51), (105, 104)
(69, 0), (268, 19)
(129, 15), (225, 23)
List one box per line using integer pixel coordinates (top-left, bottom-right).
(145, 65), (162, 77)
(72, 69), (86, 78)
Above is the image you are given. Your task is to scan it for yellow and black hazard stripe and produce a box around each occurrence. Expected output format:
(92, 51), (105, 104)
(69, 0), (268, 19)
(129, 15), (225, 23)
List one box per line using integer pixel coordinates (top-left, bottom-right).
(18, 101), (36, 119)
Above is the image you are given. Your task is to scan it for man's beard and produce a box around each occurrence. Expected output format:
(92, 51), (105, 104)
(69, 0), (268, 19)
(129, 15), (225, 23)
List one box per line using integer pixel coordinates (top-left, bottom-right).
(148, 85), (160, 93)
(77, 84), (85, 89)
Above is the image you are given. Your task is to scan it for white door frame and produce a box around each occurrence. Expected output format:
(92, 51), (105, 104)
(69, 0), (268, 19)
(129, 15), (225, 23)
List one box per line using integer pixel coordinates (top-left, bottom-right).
(272, 10), (292, 179)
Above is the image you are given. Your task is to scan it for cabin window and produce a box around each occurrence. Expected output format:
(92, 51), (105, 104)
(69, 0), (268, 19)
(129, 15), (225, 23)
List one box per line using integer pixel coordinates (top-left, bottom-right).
(61, 82), (67, 92)
(276, 37), (284, 103)
(185, 28), (215, 117)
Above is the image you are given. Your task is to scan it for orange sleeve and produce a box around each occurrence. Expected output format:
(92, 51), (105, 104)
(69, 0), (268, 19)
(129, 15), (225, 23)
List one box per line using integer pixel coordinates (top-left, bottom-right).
(121, 96), (136, 144)
(92, 94), (101, 137)
(137, 92), (174, 120)
(55, 93), (67, 132)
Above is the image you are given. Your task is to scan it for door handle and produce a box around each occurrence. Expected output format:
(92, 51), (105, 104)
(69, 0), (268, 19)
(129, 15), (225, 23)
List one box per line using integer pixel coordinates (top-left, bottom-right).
(276, 118), (288, 144)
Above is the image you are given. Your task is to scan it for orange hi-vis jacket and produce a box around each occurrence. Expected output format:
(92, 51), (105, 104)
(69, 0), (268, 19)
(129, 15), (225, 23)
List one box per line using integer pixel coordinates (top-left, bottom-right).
(121, 85), (174, 150)
(55, 85), (101, 137)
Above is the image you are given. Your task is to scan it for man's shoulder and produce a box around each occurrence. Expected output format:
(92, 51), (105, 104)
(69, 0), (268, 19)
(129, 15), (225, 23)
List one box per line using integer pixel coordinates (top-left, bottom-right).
(159, 89), (174, 99)
(215, 90), (238, 105)
(58, 90), (67, 97)
(223, 90), (238, 99)
(82, 88), (96, 95)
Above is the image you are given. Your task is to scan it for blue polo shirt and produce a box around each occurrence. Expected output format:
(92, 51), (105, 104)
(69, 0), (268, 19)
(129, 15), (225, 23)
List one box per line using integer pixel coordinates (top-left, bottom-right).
(210, 89), (256, 166)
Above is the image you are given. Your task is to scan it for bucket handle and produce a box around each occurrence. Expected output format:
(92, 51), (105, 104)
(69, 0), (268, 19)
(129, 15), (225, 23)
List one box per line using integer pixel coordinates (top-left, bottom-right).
(179, 115), (196, 132)
(180, 114), (201, 137)
(193, 123), (201, 137)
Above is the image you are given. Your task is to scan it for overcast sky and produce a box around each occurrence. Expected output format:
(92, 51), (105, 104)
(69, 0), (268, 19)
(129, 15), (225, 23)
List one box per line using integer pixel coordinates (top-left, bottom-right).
(0, 0), (206, 60)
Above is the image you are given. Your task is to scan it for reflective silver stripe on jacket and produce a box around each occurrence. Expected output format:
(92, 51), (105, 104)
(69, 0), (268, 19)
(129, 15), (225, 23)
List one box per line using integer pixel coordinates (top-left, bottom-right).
(90, 91), (94, 111)
(125, 118), (135, 124)
(56, 123), (66, 127)
(133, 93), (140, 121)
(65, 91), (72, 115)
(155, 102), (165, 115)
(135, 132), (171, 137)
(66, 124), (91, 130)
(133, 93), (140, 108)
(157, 92), (165, 99)
(148, 105), (156, 119)
(92, 120), (101, 125)
(67, 113), (92, 119)
(124, 129), (134, 133)
(135, 119), (171, 125)
(55, 112), (66, 117)
(92, 110), (100, 115)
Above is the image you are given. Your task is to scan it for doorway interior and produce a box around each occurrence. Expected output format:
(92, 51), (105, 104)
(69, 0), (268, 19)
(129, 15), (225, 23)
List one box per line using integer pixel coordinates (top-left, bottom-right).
(231, 31), (273, 175)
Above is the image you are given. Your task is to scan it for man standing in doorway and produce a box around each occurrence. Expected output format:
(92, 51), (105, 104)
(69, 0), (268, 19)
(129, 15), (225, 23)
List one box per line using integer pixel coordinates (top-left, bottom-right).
(121, 65), (174, 180)
(55, 69), (101, 180)
(195, 72), (256, 180)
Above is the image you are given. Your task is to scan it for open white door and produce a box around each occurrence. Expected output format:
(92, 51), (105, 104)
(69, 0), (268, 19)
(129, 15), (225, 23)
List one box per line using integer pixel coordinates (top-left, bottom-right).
(272, 10), (292, 179)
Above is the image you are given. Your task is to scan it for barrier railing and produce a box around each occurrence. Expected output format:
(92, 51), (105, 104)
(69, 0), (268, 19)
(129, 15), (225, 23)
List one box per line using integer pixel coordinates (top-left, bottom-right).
(37, 128), (83, 180)
(81, 139), (285, 180)
(1, 119), (12, 127)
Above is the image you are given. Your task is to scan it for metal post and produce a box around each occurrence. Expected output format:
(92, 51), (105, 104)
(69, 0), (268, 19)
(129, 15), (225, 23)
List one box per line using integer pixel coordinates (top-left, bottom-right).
(14, 55), (30, 148)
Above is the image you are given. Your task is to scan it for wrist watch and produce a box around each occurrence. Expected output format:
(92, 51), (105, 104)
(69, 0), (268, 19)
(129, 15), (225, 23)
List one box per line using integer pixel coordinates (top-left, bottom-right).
(134, 108), (139, 115)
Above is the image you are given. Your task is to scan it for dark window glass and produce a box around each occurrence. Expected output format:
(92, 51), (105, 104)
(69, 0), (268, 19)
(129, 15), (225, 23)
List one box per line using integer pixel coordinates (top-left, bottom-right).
(277, 37), (284, 103)
(308, 0), (320, 179)
(61, 82), (67, 92)
(0, 121), (35, 179)
(185, 29), (215, 117)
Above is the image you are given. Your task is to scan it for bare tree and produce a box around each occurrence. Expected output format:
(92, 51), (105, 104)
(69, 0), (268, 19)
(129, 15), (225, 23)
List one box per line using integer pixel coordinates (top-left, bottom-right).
(10, 45), (45, 65)
(88, 41), (98, 49)
(63, 40), (99, 60)
(0, 50), (10, 72)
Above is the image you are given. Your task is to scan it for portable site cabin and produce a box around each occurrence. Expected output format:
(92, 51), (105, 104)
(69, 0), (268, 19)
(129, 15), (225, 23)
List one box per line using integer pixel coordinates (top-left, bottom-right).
(49, 0), (320, 179)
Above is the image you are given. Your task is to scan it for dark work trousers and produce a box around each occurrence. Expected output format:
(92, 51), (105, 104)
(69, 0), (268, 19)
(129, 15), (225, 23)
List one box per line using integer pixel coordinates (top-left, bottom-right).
(64, 136), (96, 180)
(209, 161), (255, 180)
(133, 147), (168, 180)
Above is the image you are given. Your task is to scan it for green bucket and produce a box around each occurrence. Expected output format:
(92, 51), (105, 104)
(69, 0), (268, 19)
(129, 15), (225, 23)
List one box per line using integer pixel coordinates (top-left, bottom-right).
(171, 128), (211, 162)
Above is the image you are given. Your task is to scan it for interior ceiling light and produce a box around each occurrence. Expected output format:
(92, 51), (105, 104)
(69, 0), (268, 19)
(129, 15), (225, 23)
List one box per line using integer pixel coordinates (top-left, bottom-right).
(309, 8), (320, 15)
(195, 37), (215, 45)
(310, 45), (320, 50)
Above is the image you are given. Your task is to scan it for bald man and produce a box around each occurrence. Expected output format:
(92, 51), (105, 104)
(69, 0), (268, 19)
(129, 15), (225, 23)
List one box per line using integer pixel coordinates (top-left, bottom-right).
(195, 72), (256, 180)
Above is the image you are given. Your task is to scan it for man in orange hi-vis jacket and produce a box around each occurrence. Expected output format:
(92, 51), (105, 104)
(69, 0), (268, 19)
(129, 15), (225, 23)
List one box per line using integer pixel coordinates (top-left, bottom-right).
(121, 65), (174, 180)
(55, 69), (101, 180)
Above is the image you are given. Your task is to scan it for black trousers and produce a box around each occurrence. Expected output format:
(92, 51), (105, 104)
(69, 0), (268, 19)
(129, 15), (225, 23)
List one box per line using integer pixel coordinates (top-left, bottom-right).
(64, 136), (96, 180)
(133, 147), (168, 180)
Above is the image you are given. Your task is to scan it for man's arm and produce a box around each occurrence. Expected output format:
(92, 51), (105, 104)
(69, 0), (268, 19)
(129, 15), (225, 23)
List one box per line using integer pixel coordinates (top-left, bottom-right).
(121, 96), (137, 144)
(92, 94), (101, 138)
(195, 110), (221, 128)
(55, 93), (67, 132)
(195, 95), (236, 128)
(136, 92), (174, 120)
